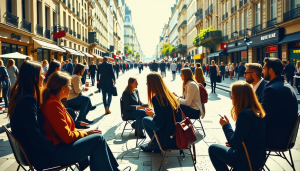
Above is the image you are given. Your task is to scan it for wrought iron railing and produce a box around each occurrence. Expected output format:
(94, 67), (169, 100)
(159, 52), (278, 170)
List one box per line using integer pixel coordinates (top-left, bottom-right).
(239, 29), (245, 36)
(5, 12), (19, 27)
(77, 33), (81, 39)
(252, 24), (262, 34)
(69, 29), (73, 35)
(231, 32), (237, 39)
(46, 28), (51, 39)
(63, 26), (68, 32)
(195, 8), (203, 22)
(177, 20), (187, 31)
(203, 30), (222, 40)
(231, 6), (237, 14)
(267, 18), (277, 28)
(73, 31), (76, 37)
(222, 35), (229, 42)
(36, 24), (43, 36)
(283, 7), (300, 22)
(22, 19), (31, 32)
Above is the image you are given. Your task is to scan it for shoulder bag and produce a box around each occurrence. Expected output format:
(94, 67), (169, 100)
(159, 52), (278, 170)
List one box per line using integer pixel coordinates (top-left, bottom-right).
(112, 85), (118, 96)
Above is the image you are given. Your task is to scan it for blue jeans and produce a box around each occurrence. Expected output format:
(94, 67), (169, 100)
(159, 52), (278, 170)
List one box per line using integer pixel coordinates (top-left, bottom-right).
(127, 109), (147, 131)
(209, 144), (235, 171)
(67, 95), (92, 121)
(101, 86), (112, 109)
(143, 117), (160, 144)
(180, 104), (200, 119)
(50, 134), (119, 171)
(3, 87), (9, 108)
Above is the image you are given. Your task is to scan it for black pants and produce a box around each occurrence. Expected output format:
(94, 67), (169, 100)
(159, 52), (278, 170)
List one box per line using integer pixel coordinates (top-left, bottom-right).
(287, 76), (294, 86)
(115, 71), (119, 79)
(221, 73), (225, 80)
(91, 73), (95, 86)
(237, 72), (243, 80)
(139, 68), (142, 74)
(295, 78), (300, 93)
(210, 77), (217, 93)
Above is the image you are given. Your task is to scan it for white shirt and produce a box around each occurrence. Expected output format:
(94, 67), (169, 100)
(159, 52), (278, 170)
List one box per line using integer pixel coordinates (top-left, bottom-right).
(85, 65), (89, 70)
(229, 65), (234, 71)
(253, 78), (264, 92)
(171, 63), (177, 71)
(225, 66), (229, 71)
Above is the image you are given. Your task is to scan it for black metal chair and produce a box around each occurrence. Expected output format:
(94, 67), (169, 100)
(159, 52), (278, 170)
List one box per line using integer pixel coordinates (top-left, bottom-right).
(262, 113), (300, 171)
(191, 116), (206, 137)
(2, 125), (82, 171)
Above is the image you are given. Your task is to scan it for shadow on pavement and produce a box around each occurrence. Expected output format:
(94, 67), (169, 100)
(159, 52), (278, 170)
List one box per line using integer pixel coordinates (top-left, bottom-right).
(90, 114), (106, 126)
(208, 94), (221, 101)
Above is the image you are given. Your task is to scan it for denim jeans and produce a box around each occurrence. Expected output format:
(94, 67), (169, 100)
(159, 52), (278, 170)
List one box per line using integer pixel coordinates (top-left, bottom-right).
(101, 86), (112, 109)
(67, 95), (92, 121)
(50, 134), (119, 171)
(208, 144), (235, 171)
(143, 116), (160, 144)
(127, 109), (147, 131)
(3, 87), (9, 108)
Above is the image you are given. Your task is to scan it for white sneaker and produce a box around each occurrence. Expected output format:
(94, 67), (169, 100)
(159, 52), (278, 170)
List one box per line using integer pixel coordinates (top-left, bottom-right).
(3, 108), (8, 113)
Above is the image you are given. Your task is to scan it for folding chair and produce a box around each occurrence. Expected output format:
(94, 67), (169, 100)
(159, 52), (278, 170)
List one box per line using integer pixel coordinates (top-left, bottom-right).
(120, 97), (145, 147)
(262, 113), (300, 171)
(2, 125), (82, 171)
(191, 116), (206, 137)
(149, 131), (197, 171)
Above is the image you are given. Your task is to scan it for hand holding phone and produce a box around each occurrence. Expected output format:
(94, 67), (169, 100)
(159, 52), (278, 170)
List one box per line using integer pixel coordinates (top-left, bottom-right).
(218, 114), (223, 118)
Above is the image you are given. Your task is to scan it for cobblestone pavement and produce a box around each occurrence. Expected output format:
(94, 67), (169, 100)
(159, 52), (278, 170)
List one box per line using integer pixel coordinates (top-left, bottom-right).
(0, 68), (299, 171)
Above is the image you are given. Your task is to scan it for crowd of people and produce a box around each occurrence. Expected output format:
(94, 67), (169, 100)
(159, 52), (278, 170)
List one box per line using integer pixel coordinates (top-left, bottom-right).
(0, 54), (298, 171)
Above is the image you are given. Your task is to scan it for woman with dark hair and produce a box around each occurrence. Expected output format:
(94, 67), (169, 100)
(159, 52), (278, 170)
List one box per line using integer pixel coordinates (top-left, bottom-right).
(67, 63), (96, 123)
(121, 77), (148, 138)
(44, 60), (61, 83)
(209, 81), (266, 171)
(209, 60), (220, 93)
(0, 59), (11, 113)
(141, 73), (182, 153)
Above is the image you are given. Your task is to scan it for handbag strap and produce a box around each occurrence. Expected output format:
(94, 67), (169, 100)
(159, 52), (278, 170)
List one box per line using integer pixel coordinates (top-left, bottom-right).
(242, 142), (253, 171)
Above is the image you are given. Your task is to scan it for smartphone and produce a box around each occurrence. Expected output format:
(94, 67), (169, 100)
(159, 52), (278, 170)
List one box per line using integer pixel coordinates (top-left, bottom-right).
(218, 114), (223, 118)
(96, 125), (99, 129)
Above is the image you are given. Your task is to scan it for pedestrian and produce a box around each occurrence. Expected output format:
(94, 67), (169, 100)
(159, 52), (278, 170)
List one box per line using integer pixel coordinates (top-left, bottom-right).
(170, 60), (177, 80)
(81, 60), (88, 84)
(244, 63), (267, 102)
(67, 63), (96, 123)
(261, 57), (298, 150)
(209, 60), (220, 94)
(234, 63), (239, 77)
(149, 62), (152, 71)
(115, 62), (120, 79)
(42, 60), (49, 75)
(284, 60), (295, 86)
(160, 60), (166, 77)
(66, 59), (74, 76)
(6, 59), (18, 86)
(0, 60), (10, 113)
(173, 68), (205, 119)
(209, 81), (266, 171)
(122, 62), (125, 74)
(177, 62), (181, 73)
(201, 64), (206, 74)
(89, 61), (97, 86)
(190, 63), (195, 75)
(44, 60), (61, 84)
(219, 62), (225, 80)
(151, 60), (158, 72)
(294, 61), (300, 95)
(61, 61), (66, 71)
(206, 64), (209, 77)
(97, 57), (116, 114)
(167, 62), (170, 70)
(138, 62), (142, 74)
(184, 62), (189, 68)
(225, 64), (229, 78)
(195, 67), (206, 87)
(238, 62), (246, 80)
(196, 63), (201, 67)
(229, 63), (234, 80)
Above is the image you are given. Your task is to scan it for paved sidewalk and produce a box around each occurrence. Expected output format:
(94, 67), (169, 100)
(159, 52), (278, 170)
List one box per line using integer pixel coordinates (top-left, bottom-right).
(0, 69), (299, 171)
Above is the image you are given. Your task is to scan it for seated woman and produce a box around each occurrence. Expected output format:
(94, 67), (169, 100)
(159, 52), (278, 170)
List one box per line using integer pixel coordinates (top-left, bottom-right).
(173, 68), (205, 119)
(209, 81), (266, 171)
(141, 72), (182, 153)
(44, 60), (61, 83)
(41, 71), (131, 171)
(67, 63), (96, 123)
(121, 77), (148, 138)
(195, 66), (206, 87)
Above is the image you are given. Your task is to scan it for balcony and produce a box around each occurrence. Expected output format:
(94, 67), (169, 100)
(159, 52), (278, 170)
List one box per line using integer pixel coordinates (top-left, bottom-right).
(231, 32), (237, 39)
(267, 18), (277, 28)
(69, 29), (73, 35)
(252, 24), (262, 34)
(77, 33), (81, 39)
(283, 7), (300, 22)
(231, 6), (237, 14)
(195, 8), (203, 23)
(36, 24), (43, 36)
(181, 5), (187, 13)
(239, 29), (245, 36)
(46, 28), (51, 39)
(178, 20), (187, 31)
(22, 19), (31, 32)
(5, 12), (19, 27)
(199, 30), (222, 45)
(68, 3), (71, 9)
(63, 26), (68, 32)
(222, 35), (229, 42)
(73, 31), (76, 37)
(222, 12), (228, 20)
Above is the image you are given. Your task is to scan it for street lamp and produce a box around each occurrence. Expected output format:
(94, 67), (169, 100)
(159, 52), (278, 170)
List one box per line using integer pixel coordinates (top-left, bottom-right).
(243, 28), (250, 63)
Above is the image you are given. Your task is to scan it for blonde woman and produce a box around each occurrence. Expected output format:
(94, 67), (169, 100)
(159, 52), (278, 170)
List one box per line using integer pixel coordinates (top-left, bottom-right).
(229, 63), (234, 80)
(209, 81), (266, 171)
(42, 60), (49, 75)
(6, 59), (18, 86)
(294, 61), (300, 95)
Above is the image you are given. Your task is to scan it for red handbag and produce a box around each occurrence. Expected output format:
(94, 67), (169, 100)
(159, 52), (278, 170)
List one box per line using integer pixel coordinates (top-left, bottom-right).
(171, 108), (197, 161)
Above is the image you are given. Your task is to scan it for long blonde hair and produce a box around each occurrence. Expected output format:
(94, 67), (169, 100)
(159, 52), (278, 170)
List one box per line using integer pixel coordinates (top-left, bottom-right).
(297, 61), (300, 70)
(7, 59), (15, 68)
(230, 81), (265, 121)
(181, 68), (198, 95)
(125, 77), (137, 94)
(147, 72), (178, 111)
(194, 67), (205, 84)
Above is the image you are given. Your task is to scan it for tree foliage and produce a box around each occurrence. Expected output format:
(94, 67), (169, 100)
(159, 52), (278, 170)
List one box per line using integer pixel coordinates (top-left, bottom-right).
(160, 44), (175, 57)
(193, 26), (221, 48)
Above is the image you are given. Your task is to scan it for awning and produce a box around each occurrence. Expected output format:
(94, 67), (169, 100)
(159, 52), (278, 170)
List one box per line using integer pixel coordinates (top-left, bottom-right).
(207, 50), (228, 58)
(227, 46), (248, 53)
(0, 52), (28, 59)
(33, 39), (66, 52)
(91, 53), (103, 59)
(193, 53), (204, 60)
(279, 32), (300, 44)
(61, 46), (83, 56)
(80, 51), (93, 57)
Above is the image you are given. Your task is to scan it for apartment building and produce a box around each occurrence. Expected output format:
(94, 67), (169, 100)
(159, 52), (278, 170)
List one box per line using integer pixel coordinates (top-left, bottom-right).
(0, 0), (125, 67)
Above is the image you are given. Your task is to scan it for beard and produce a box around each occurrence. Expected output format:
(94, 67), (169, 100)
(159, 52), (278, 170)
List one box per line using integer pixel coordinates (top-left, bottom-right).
(264, 72), (270, 81)
(246, 76), (254, 84)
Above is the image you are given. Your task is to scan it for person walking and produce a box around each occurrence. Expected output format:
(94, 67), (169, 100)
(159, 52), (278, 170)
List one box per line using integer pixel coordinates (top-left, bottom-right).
(237, 62), (246, 80)
(138, 62), (142, 74)
(42, 60), (49, 75)
(170, 61), (177, 80)
(66, 59), (74, 76)
(151, 60), (158, 72)
(285, 60), (295, 86)
(202, 64), (206, 75)
(97, 57), (116, 114)
(177, 62), (181, 73)
(115, 62), (120, 79)
(122, 62), (125, 74)
(209, 60), (220, 94)
(149, 62), (152, 71)
(190, 63), (195, 75)
(167, 62), (170, 71)
(61, 61), (66, 71)
(81, 60), (88, 84)
(294, 61), (300, 95)
(0, 60), (10, 113)
(6, 59), (18, 87)
(209, 81), (266, 171)
(219, 62), (225, 80)
(206, 64), (210, 77)
(160, 60), (166, 77)
(89, 61), (97, 86)
(234, 63), (239, 77)
(229, 63), (234, 80)
(225, 64), (229, 78)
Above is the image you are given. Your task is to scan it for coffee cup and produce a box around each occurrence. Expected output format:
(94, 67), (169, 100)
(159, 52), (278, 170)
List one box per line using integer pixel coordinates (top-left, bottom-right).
(85, 87), (88, 91)
(85, 82), (89, 87)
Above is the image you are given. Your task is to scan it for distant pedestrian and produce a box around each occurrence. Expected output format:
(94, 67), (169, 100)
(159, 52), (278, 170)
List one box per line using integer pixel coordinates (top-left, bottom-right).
(206, 64), (209, 77)
(190, 63), (195, 75)
(61, 61), (66, 71)
(170, 61), (177, 80)
(229, 63), (234, 80)
(285, 60), (295, 86)
(151, 60), (158, 72)
(160, 60), (166, 77)
(219, 62), (225, 80)
(89, 61), (97, 86)
(66, 59), (74, 76)
(209, 60), (220, 93)
(238, 62), (246, 80)
(42, 60), (49, 75)
(81, 60), (88, 84)
(167, 62), (170, 70)
(294, 61), (300, 95)
(225, 64), (229, 78)
(6, 59), (18, 86)
(138, 62), (143, 74)
(234, 63), (239, 77)
(201, 64), (206, 74)
(115, 62), (120, 79)
(177, 62), (181, 73)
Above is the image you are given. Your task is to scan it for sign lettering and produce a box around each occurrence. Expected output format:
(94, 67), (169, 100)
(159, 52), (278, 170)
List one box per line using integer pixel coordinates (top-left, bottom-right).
(261, 33), (276, 41)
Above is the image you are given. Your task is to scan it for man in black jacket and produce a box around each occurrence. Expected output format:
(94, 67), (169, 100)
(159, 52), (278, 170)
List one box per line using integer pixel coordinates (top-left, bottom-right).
(115, 62), (120, 79)
(138, 62), (143, 74)
(284, 60), (295, 85)
(237, 62), (245, 80)
(89, 61), (97, 86)
(97, 57), (116, 114)
(151, 60), (158, 72)
(160, 60), (167, 77)
(177, 62), (181, 73)
(167, 62), (170, 70)
(261, 57), (298, 149)
(219, 62), (226, 80)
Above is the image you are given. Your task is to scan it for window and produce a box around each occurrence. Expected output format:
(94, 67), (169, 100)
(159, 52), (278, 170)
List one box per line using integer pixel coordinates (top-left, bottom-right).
(37, 1), (40, 25)
(6, 0), (12, 13)
(256, 3), (261, 25)
(240, 12), (243, 30)
(226, 1), (228, 13)
(22, 0), (25, 19)
(245, 9), (248, 29)
(292, 0), (300, 9)
(232, 0), (235, 7)
(223, 3), (225, 15)
(270, 0), (277, 19)
(231, 17), (235, 33)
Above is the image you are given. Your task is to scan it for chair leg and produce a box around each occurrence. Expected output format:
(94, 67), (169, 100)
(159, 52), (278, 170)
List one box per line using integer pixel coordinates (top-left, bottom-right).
(75, 163), (82, 171)
(198, 119), (206, 137)
(188, 148), (197, 171)
(121, 121), (128, 137)
(263, 151), (271, 169)
(17, 165), (20, 171)
(288, 149), (296, 171)
(159, 152), (167, 171)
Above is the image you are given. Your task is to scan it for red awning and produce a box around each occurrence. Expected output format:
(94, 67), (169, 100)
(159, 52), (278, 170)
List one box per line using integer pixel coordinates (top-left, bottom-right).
(90, 52), (103, 59)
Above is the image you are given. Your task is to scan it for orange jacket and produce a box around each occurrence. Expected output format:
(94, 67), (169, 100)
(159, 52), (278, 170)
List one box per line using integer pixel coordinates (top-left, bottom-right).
(41, 94), (87, 145)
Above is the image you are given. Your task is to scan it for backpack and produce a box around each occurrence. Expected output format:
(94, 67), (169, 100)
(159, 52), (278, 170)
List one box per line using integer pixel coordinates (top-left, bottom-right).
(198, 83), (208, 104)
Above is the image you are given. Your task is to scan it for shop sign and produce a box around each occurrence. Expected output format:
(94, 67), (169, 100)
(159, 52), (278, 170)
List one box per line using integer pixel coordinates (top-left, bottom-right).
(265, 46), (277, 53)
(249, 28), (284, 47)
(11, 33), (21, 40)
(227, 39), (246, 49)
(261, 33), (276, 41)
(294, 50), (300, 54)
(221, 43), (227, 49)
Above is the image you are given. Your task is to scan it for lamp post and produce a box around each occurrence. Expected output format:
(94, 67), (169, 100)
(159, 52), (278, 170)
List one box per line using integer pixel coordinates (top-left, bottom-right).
(243, 28), (250, 63)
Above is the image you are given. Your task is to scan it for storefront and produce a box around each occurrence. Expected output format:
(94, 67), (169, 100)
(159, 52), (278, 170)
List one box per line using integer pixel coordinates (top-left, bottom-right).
(227, 39), (248, 64)
(61, 46), (84, 62)
(248, 28), (284, 65)
(1, 42), (27, 67)
(33, 39), (66, 62)
(207, 50), (228, 65)
(279, 31), (300, 66)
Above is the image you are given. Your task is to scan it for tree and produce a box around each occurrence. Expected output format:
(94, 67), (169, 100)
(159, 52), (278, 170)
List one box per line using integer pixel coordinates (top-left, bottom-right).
(128, 49), (133, 55)
(136, 53), (140, 61)
(124, 45), (130, 51)
(193, 26), (221, 52)
(160, 44), (175, 58)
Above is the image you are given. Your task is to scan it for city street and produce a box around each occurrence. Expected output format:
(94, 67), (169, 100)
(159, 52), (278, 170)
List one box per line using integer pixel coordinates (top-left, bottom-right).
(0, 68), (299, 171)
